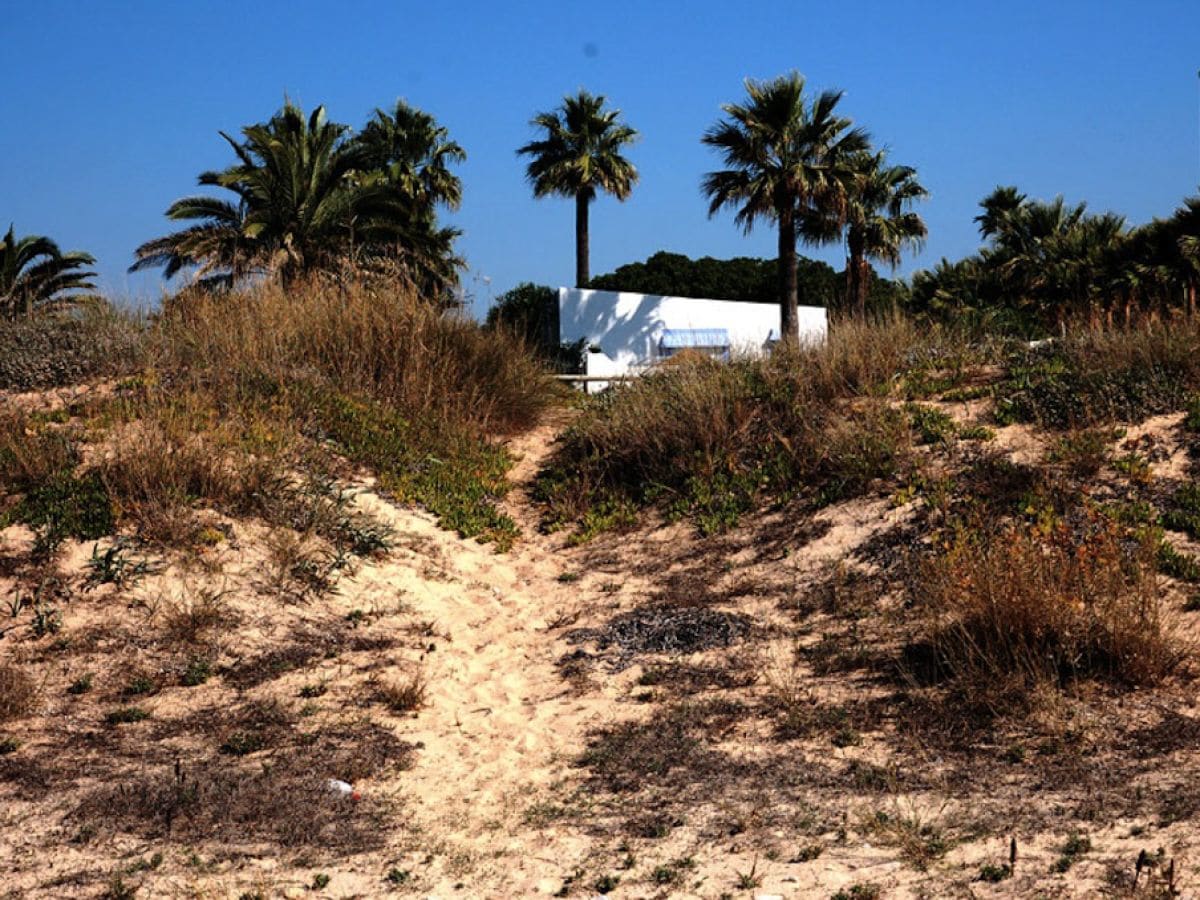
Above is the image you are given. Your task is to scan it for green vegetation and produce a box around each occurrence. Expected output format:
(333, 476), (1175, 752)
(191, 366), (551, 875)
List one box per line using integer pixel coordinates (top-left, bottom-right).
(837, 151), (928, 316)
(910, 189), (1200, 334)
(702, 71), (870, 340)
(518, 89), (639, 287)
(587, 250), (907, 314)
(132, 100), (464, 299)
(537, 316), (978, 536)
(994, 324), (1200, 427)
(0, 224), (96, 318)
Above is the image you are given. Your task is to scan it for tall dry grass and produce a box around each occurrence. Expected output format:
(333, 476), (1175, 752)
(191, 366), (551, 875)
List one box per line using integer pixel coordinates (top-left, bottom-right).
(153, 278), (552, 436)
(913, 511), (1178, 714)
(536, 314), (952, 534)
(1, 277), (556, 551)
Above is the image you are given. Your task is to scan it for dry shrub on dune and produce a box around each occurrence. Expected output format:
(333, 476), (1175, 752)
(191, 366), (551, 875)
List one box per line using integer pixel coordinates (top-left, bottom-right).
(537, 314), (935, 535)
(913, 510), (1179, 714)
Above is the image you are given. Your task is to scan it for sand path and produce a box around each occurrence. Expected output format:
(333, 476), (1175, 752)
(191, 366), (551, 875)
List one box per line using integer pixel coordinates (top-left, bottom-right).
(343, 421), (611, 891)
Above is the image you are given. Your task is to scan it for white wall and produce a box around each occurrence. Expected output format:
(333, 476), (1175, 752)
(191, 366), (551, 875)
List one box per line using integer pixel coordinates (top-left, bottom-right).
(559, 287), (826, 378)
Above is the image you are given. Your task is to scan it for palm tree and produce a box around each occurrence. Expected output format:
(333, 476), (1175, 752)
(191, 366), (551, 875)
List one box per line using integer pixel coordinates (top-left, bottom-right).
(353, 100), (467, 300)
(134, 101), (410, 288)
(518, 90), (639, 287)
(129, 195), (256, 290)
(702, 72), (869, 342)
(0, 225), (96, 318)
(838, 151), (928, 316)
(356, 99), (466, 212)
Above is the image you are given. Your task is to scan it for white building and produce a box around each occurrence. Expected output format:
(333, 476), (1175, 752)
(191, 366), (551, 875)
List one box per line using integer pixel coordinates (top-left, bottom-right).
(557, 287), (826, 386)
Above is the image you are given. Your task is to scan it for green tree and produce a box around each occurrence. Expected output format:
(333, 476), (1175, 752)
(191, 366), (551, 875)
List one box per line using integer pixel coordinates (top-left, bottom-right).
(0, 225), (96, 319)
(485, 282), (556, 347)
(517, 90), (639, 287)
(838, 151), (928, 316)
(588, 250), (844, 306)
(911, 186), (1130, 331)
(133, 101), (453, 291)
(702, 72), (869, 342)
(353, 99), (467, 298)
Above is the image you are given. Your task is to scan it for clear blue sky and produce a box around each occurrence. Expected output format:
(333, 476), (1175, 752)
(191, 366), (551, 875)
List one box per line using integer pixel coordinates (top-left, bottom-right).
(3, 0), (1199, 316)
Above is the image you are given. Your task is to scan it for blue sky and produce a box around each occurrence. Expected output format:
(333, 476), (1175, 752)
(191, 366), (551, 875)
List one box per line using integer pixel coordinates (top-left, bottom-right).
(3, 0), (1199, 316)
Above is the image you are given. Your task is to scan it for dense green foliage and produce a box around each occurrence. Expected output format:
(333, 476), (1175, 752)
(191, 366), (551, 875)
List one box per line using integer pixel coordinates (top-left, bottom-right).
(911, 187), (1200, 333)
(587, 250), (907, 312)
(132, 100), (465, 298)
(483, 282), (585, 372)
(0, 225), (96, 319)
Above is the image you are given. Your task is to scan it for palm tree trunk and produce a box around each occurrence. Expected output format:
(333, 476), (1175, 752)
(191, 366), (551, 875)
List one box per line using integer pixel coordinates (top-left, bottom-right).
(575, 193), (589, 287)
(778, 206), (798, 343)
(845, 232), (868, 318)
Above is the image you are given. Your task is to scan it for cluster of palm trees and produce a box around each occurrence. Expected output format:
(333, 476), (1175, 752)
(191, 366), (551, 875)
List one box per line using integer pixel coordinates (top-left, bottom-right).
(910, 188), (1200, 332)
(520, 73), (929, 341)
(13, 71), (1197, 340)
(132, 100), (466, 300)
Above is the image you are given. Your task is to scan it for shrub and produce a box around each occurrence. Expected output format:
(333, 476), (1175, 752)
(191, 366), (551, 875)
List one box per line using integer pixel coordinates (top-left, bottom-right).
(95, 404), (287, 545)
(537, 317), (927, 535)
(997, 323), (1200, 429)
(1048, 429), (1118, 478)
(913, 511), (1177, 713)
(12, 471), (115, 544)
(0, 306), (143, 391)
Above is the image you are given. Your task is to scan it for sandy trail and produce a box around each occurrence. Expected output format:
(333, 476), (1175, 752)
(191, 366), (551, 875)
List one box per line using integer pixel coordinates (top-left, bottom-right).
(341, 423), (616, 891)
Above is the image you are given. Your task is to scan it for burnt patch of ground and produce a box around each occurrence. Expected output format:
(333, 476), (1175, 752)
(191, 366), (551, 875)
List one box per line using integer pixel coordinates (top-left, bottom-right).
(564, 605), (754, 672)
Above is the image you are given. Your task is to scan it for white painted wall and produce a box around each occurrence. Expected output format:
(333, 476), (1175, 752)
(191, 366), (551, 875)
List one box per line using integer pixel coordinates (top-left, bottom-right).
(558, 288), (826, 382)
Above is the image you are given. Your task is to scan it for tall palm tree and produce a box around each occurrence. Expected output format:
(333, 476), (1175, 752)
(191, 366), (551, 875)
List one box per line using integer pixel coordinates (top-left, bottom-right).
(837, 151), (928, 316)
(134, 101), (409, 288)
(702, 72), (869, 342)
(0, 225), (96, 318)
(518, 90), (639, 287)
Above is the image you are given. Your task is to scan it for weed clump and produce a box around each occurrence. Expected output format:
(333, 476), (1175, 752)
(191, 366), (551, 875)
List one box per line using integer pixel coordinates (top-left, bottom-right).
(911, 511), (1177, 714)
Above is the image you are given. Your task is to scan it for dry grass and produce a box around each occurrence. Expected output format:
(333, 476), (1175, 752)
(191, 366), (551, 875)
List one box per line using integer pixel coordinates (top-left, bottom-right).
(96, 415), (282, 545)
(0, 663), (36, 721)
(0, 409), (79, 489)
(537, 316), (945, 536)
(1, 277), (557, 551)
(151, 276), (553, 437)
(912, 510), (1179, 713)
(159, 587), (232, 645)
(374, 670), (428, 713)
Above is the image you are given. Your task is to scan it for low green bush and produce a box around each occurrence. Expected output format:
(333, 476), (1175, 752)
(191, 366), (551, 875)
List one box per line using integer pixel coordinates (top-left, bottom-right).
(996, 324), (1200, 429)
